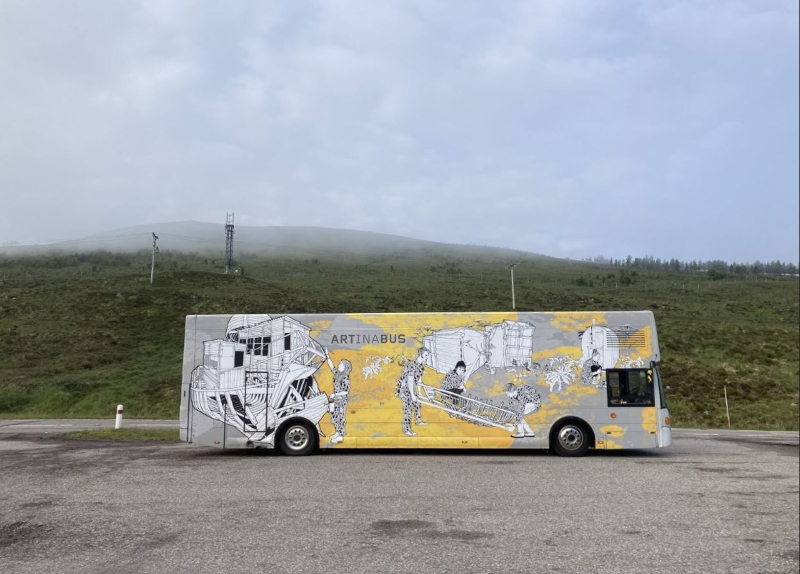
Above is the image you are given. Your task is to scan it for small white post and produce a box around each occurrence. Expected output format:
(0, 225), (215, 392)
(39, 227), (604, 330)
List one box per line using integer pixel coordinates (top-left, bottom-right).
(723, 387), (730, 429)
(115, 404), (124, 429)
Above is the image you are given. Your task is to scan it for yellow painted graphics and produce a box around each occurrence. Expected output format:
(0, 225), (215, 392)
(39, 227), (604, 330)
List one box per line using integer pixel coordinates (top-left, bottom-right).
(641, 407), (657, 433)
(600, 424), (625, 435)
(545, 384), (599, 409)
(317, 312), (524, 448)
(357, 312), (519, 334)
(530, 346), (582, 363)
(613, 326), (652, 367)
(313, 311), (644, 449)
(600, 424), (625, 450)
(639, 326), (653, 359)
(549, 312), (608, 332)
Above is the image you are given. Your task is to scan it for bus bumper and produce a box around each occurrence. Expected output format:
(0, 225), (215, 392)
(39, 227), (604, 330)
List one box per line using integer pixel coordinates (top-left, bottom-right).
(659, 426), (672, 448)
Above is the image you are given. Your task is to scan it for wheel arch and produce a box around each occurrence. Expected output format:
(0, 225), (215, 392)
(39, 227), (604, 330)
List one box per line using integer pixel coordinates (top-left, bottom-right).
(548, 416), (596, 450)
(275, 416), (320, 450)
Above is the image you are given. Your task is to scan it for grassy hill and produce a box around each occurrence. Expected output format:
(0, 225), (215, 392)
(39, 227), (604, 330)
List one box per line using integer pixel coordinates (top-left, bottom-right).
(0, 250), (797, 430)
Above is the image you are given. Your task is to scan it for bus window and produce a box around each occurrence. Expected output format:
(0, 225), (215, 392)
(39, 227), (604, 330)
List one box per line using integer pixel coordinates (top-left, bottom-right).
(606, 369), (654, 406)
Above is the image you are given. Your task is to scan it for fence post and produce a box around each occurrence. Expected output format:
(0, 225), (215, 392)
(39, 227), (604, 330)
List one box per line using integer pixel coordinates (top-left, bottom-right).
(724, 386), (731, 429)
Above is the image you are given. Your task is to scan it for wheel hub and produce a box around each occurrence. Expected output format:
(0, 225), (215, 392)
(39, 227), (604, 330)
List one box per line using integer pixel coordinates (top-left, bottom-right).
(558, 425), (584, 451)
(285, 425), (309, 451)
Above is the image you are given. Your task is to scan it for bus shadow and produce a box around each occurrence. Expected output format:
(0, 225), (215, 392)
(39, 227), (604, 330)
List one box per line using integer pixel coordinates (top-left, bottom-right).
(190, 446), (665, 459)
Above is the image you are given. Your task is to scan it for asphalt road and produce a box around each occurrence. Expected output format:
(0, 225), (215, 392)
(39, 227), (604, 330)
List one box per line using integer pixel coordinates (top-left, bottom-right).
(0, 426), (797, 574)
(0, 419), (177, 434)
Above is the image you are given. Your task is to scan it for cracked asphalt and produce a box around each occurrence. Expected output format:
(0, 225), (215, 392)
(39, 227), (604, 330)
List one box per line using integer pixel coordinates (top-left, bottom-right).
(0, 426), (797, 574)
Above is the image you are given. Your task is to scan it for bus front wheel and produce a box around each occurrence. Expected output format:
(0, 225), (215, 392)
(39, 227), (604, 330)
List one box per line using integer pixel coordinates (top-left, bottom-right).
(277, 421), (317, 456)
(551, 421), (590, 457)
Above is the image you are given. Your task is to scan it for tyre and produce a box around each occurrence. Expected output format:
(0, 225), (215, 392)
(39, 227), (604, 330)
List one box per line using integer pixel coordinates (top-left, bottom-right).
(277, 421), (317, 456)
(551, 421), (590, 457)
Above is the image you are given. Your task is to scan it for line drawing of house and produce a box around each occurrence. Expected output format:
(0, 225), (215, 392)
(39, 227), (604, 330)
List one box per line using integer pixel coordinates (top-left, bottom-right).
(412, 320), (534, 429)
(190, 315), (329, 446)
(580, 324), (621, 369)
(422, 320), (536, 380)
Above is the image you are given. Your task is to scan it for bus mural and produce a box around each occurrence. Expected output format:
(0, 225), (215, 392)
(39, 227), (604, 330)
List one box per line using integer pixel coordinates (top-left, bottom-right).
(188, 314), (331, 448)
(181, 311), (671, 456)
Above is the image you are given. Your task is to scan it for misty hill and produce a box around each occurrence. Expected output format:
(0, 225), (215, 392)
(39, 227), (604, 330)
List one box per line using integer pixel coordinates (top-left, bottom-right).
(1, 221), (550, 261)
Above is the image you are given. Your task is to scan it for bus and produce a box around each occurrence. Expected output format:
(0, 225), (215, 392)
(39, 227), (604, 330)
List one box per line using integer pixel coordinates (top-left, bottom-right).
(179, 311), (671, 456)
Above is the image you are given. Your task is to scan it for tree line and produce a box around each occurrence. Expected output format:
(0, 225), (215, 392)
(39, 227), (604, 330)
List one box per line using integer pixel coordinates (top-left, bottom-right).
(585, 255), (798, 278)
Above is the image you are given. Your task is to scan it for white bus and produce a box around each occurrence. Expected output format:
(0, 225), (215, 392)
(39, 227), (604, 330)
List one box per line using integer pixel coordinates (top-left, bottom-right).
(179, 311), (671, 456)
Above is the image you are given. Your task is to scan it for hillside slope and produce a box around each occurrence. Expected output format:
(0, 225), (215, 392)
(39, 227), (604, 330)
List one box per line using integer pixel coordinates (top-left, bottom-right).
(0, 251), (797, 429)
(1, 221), (549, 261)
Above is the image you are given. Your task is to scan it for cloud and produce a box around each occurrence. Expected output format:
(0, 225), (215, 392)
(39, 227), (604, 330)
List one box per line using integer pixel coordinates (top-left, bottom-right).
(0, 0), (797, 262)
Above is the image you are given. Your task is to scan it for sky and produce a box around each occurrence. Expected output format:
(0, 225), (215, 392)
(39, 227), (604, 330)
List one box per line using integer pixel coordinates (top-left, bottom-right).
(0, 0), (798, 263)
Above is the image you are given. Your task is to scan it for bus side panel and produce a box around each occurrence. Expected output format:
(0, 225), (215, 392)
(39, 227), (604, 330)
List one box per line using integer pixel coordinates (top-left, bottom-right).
(179, 315), (196, 443)
(592, 407), (659, 450)
(184, 315), (246, 448)
(180, 311), (662, 451)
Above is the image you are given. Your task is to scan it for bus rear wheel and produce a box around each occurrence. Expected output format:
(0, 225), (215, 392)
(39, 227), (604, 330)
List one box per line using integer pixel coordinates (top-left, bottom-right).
(552, 421), (590, 457)
(277, 421), (317, 456)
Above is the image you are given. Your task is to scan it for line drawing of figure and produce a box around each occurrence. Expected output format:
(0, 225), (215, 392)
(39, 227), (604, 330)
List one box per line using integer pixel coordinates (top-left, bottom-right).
(580, 323), (619, 374)
(395, 347), (430, 436)
(580, 349), (603, 386)
(504, 382), (542, 438)
(440, 360), (467, 408)
(325, 348), (351, 445)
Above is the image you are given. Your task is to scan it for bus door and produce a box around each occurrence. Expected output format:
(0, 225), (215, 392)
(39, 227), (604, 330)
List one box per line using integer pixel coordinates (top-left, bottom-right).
(654, 367), (671, 447)
(605, 368), (658, 448)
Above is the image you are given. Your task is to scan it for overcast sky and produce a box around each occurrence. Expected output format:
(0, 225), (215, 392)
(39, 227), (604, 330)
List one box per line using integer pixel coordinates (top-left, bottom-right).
(1, 0), (797, 262)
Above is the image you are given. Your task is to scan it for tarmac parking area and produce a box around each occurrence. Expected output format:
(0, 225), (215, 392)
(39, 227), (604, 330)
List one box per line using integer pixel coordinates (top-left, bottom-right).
(0, 426), (797, 574)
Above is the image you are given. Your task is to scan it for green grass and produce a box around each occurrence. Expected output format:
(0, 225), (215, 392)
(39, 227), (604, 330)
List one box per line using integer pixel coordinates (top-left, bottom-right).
(58, 428), (180, 441)
(0, 250), (797, 430)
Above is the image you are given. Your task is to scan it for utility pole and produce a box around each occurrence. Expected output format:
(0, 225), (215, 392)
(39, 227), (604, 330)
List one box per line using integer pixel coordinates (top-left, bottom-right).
(224, 213), (235, 274)
(507, 263), (518, 310)
(150, 232), (159, 285)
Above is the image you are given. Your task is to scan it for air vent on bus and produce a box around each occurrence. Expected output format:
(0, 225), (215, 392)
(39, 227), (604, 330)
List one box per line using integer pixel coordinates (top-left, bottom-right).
(577, 329), (647, 348)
